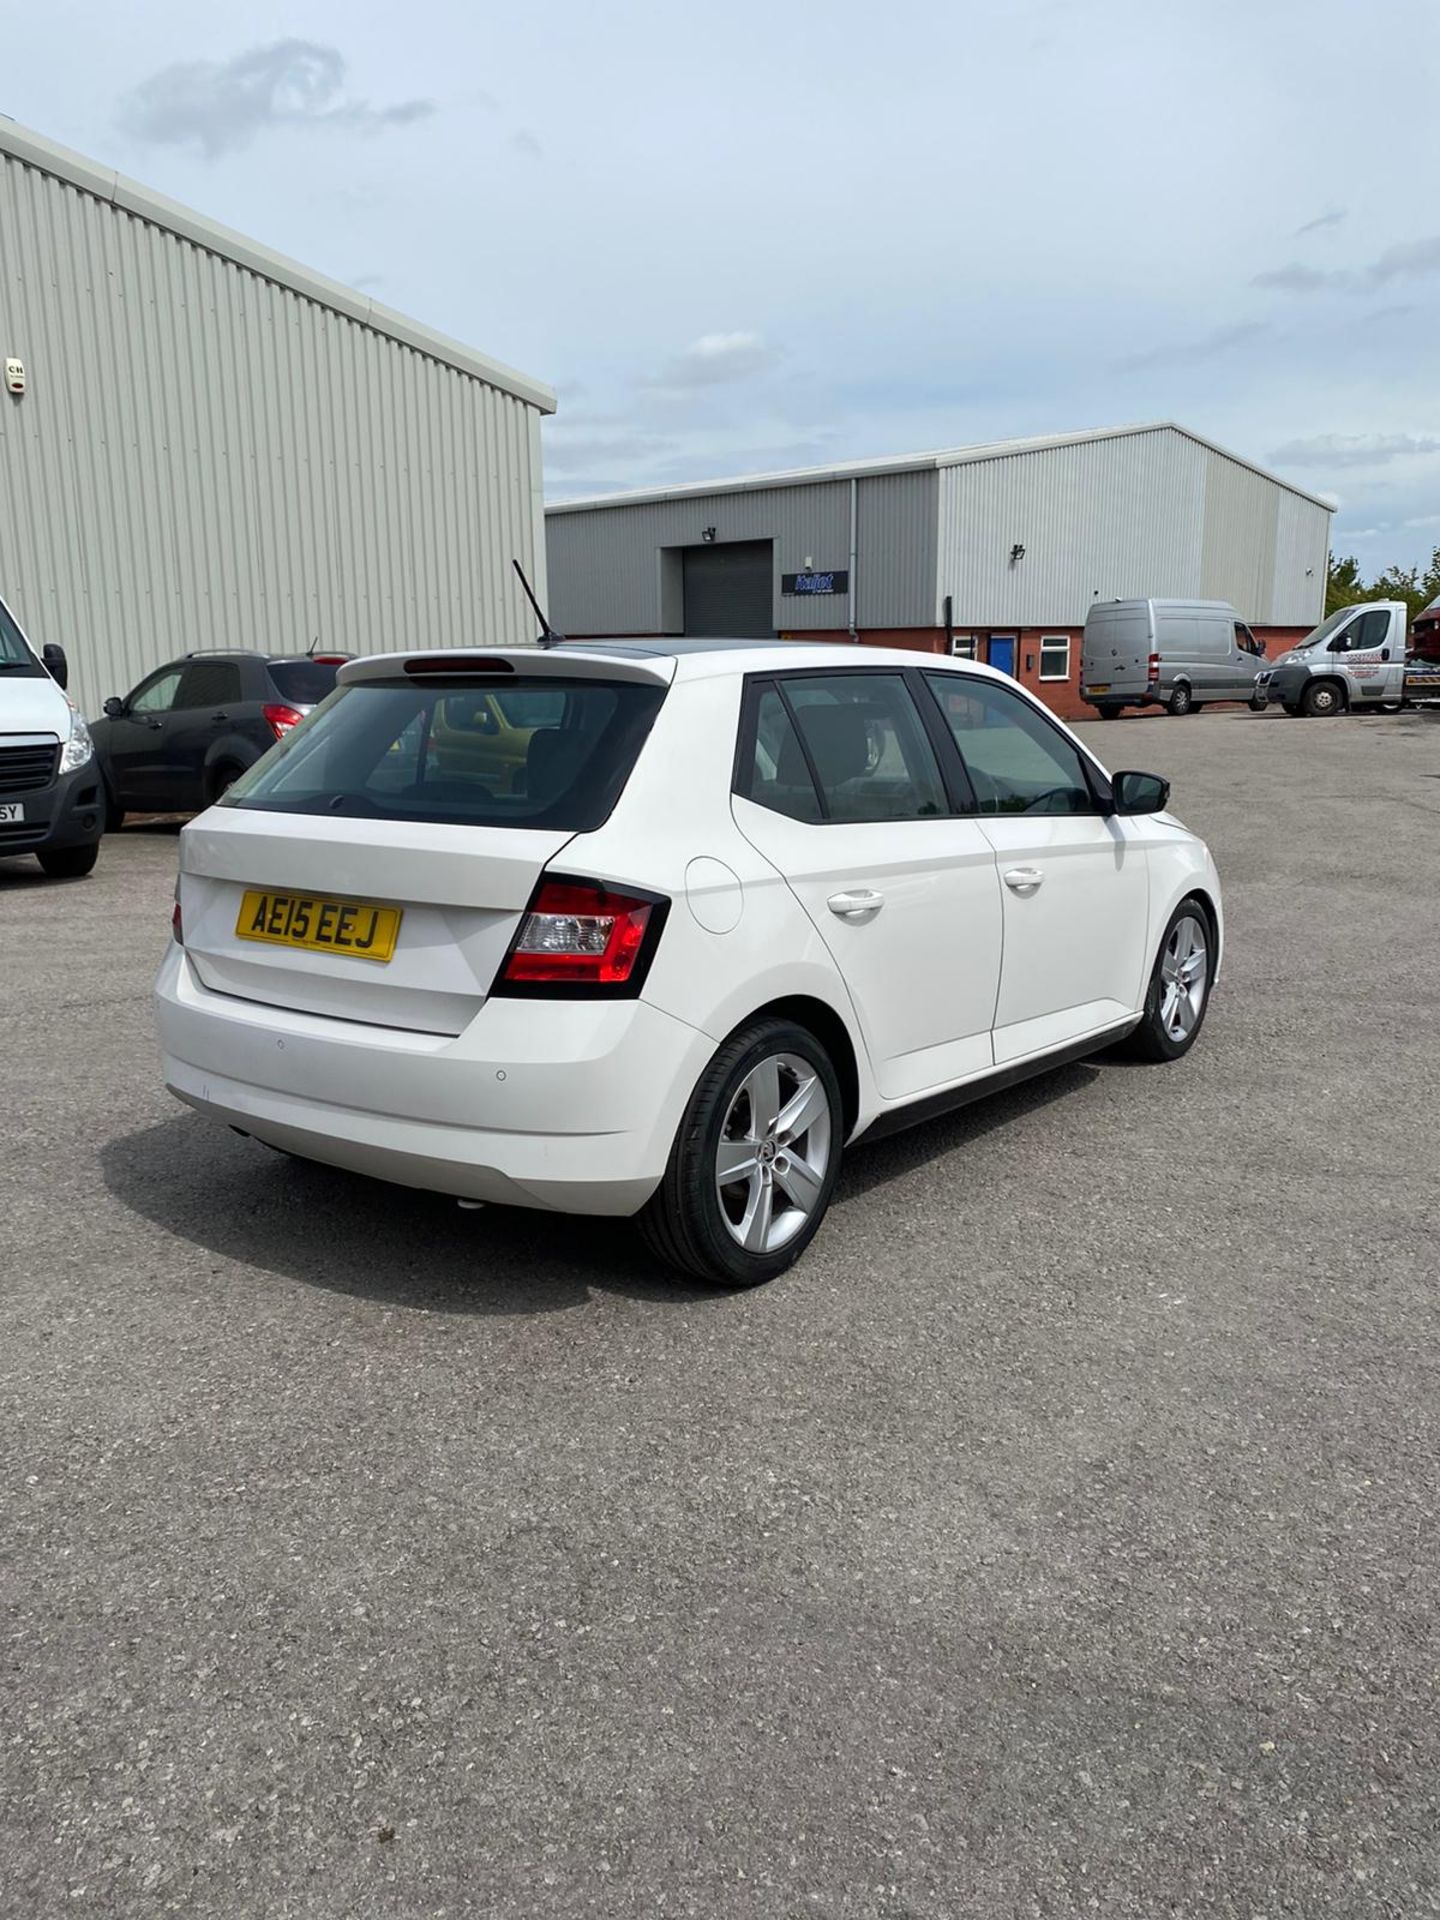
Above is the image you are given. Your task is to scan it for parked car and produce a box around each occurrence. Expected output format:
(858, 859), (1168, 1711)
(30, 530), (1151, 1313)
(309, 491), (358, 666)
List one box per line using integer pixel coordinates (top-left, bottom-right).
(155, 640), (1222, 1288)
(91, 650), (350, 825)
(1258, 602), (1407, 715)
(0, 591), (104, 879)
(1081, 598), (1267, 717)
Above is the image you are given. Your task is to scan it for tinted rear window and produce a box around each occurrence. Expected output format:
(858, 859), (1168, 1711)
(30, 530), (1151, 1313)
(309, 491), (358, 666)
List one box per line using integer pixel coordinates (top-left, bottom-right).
(223, 676), (665, 831)
(267, 660), (344, 706)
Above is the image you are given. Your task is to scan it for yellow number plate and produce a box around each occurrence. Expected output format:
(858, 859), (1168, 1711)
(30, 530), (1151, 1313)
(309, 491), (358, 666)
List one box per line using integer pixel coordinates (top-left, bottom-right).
(1086, 682), (1111, 694)
(235, 890), (402, 964)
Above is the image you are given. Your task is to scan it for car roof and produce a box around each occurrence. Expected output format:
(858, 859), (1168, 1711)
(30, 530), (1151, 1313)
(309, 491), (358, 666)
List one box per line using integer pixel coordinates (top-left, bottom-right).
(175, 650), (351, 665)
(561, 637), (1013, 684)
(338, 639), (1016, 691)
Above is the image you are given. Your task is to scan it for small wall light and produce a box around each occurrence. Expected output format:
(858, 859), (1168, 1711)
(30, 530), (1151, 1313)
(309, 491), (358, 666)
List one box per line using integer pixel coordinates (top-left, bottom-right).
(1009, 542), (1026, 564)
(701, 526), (717, 543)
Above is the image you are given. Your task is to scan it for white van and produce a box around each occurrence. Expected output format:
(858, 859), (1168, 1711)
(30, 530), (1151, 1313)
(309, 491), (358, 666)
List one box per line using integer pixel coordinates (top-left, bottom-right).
(1081, 599), (1268, 718)
(0, 593), (104, 878)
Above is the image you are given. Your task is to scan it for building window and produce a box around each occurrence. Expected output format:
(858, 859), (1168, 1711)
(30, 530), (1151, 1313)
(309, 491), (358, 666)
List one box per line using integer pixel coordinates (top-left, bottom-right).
(1038, 635), (1071, 682)
(949, 635), (976, 659)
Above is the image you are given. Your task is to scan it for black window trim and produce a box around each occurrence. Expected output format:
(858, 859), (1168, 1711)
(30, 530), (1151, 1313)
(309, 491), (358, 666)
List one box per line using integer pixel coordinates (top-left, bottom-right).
(917, 663), (1115, 817)
(732, 664), (979, 826)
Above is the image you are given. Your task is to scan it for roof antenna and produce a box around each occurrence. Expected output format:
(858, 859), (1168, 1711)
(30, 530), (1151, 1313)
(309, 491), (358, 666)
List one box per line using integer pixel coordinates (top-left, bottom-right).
(512, 559), (566, 650)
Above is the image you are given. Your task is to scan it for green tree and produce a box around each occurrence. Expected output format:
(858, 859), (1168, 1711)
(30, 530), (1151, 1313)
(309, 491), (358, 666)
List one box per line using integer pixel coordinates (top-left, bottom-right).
(1326, 547), (1440, 622)
(1325, 553), (1367, 614)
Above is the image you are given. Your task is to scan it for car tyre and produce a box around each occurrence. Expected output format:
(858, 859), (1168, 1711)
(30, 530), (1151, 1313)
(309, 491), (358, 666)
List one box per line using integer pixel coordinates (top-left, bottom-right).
(104, 786), (126, 831)
(1119, 899), (1214, 1064)
(1096, 704), (1121, 721)
(638, 1016), (844, 1288)
(37, 842), (99, 880)
(1248, 694), (1268, 712)
(1299, 680), (1344, 718)
(206, 760), (247, 804)
(1166, 684), (1194, 716)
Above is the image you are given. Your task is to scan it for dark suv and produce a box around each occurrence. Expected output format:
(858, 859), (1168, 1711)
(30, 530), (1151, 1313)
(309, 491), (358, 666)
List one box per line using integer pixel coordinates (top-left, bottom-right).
(91, 651), (349, 824)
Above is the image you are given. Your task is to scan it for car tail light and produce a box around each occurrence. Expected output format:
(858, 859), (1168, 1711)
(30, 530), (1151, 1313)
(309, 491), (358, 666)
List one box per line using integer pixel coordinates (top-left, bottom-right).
(1147, 651), (1161, 686)
(496, 878), (667, 993)
(263, 703), (304, 739)
(172, 885), (183, 945)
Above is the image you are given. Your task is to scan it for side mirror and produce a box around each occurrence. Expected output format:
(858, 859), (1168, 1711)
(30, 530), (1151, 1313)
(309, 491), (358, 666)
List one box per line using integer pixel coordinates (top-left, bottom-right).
(1112, 769), (1170, 815)
(103, 695), (125, 719)
(42, 642), (68, 690)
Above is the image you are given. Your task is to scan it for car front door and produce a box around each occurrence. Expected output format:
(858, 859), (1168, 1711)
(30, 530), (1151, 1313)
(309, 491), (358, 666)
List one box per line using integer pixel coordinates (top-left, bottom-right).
(1334, 606), (1401, 704)
(105, 665), (184, 807)
(732, 670), (1004, 1102)
(921, 671), (1151, 1065)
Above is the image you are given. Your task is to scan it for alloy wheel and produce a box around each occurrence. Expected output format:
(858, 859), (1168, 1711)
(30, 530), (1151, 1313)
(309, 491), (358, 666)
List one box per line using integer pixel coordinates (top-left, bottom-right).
(715, 1053), (833, 1255)
(1158, 914), (1209, 1043)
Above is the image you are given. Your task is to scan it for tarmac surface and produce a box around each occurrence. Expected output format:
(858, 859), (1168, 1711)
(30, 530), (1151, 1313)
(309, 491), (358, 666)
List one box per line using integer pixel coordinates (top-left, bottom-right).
(3, 706), (1438, 1917)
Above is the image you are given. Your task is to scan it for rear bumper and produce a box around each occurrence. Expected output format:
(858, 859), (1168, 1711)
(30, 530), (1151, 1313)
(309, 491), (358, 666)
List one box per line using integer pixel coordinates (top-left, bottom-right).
(154, 944), (714, 1215)
(0, 757), (106, 858)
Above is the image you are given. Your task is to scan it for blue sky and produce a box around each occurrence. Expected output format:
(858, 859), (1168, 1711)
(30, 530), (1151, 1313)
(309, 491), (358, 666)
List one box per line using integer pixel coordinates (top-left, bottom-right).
(7, 0), (1440, 568)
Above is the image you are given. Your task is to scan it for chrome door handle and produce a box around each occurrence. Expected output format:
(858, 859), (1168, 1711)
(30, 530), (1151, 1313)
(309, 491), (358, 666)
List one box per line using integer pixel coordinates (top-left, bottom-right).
(827, 889), (884, 919)
(1003, 866), (1044, 894)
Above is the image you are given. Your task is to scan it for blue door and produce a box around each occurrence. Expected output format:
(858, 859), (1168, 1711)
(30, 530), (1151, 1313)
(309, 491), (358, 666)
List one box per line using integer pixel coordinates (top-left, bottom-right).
(988, 635), (1016, 676)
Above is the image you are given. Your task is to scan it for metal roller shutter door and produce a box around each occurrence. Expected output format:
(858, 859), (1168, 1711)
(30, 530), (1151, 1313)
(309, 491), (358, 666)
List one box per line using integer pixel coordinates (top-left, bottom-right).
(682, 541), (774, 637)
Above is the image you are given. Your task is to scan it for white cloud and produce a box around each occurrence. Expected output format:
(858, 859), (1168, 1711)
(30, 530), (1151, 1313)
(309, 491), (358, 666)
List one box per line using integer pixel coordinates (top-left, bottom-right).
(1116, 321), (1269, 372)
(646, 332), (781, 390)
(1268, 433), (1440, 469)
(1254, 233), (1440, 295)
(118, 40), (433, 157)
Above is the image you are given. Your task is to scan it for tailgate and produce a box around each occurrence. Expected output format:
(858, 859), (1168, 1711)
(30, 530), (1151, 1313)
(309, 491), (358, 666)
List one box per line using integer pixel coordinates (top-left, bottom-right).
(179, 810), (571, 1034)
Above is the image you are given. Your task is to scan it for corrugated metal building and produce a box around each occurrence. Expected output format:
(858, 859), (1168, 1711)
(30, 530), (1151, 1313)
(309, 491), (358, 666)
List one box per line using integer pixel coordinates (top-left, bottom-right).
(546, 425), (1333, 718)
(0, 119), (555, 719)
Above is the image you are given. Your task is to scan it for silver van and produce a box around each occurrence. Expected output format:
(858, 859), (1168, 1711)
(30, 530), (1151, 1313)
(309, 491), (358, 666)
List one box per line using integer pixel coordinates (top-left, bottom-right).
(1081, 599), (1267, 718)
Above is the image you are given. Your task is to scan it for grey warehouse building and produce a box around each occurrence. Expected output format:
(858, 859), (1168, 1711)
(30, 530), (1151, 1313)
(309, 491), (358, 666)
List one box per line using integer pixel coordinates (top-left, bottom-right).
(546, 424), (1333, 720)
(0, 118), (556, 720)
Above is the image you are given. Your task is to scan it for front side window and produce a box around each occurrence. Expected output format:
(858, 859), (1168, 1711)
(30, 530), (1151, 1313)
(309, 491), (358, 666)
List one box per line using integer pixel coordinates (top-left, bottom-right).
(923, 672), (1097, 815)
(223, 675), (665, 831)
(1337, 609), (1391, 653)
(1038, 635), (1071, 682)
(741, 673), (948, 824)
(130, 667), (184, 714)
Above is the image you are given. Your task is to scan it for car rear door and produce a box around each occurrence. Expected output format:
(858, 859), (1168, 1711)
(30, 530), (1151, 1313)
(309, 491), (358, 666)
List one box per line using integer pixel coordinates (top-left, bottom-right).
(167, 659), (248, 806)
(1082, 605), (1150, 703)
(921, 671), (1150, 1064)
(732, 669), (1004, 1102)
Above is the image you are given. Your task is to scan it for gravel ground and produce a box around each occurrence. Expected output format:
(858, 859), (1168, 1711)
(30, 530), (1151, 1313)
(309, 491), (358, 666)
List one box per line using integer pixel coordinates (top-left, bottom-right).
(2, 707), (1438, 1918)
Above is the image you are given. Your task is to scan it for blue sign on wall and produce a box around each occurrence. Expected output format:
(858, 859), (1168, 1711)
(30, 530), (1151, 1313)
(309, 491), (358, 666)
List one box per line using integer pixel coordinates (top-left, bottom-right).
(782, 570), (849, 596)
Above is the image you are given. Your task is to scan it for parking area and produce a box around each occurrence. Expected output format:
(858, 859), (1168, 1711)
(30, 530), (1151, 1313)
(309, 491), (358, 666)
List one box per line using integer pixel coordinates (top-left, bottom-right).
(3, 707), (1438, 1917)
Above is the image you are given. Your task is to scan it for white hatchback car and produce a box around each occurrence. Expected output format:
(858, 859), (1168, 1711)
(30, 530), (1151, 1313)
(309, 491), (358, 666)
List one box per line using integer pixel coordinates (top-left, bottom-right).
(156, 641), (1221, 1287)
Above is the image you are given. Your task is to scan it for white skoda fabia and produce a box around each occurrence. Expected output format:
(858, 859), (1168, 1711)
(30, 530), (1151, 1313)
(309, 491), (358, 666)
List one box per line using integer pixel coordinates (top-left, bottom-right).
(156, 641), (1222, 1287)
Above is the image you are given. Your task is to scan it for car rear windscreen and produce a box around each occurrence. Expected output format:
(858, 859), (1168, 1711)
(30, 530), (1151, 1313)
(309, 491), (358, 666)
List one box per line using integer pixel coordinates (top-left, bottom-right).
(267, 660), (344, 706)
(223, 676), (666, 831)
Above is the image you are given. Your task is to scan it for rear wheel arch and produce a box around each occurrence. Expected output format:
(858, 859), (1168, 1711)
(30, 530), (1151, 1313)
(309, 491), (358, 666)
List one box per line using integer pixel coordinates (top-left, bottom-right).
(720, 994), (861, 1140)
